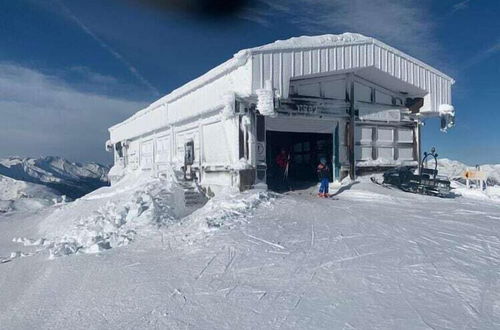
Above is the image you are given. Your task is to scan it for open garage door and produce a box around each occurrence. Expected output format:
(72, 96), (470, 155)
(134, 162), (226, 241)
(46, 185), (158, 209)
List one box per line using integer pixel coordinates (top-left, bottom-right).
(254, 116), (343, 191)
(266, 131), (334, 191)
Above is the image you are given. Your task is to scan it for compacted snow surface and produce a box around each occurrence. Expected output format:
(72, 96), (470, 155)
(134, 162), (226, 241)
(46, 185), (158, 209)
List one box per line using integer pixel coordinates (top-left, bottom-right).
(1, 175), (500, 329)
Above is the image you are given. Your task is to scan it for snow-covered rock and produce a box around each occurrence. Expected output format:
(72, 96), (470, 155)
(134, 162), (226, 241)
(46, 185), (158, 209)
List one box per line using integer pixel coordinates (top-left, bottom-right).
(0, 156), (109, 199)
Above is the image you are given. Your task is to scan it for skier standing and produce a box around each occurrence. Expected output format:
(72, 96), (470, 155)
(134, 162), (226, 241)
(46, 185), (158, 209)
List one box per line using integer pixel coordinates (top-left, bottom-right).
(317, 157), (330, 197)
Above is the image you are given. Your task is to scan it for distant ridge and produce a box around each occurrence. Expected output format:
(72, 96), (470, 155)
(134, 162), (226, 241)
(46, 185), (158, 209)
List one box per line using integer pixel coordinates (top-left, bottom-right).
(0, 156), (109, 199)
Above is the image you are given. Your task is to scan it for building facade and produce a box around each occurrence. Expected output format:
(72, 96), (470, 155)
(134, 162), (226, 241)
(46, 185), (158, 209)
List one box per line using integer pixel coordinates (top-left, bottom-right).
(107, 33), (455, 194)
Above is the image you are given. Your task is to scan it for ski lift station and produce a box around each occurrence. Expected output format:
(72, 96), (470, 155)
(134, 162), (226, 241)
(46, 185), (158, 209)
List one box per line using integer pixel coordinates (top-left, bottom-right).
(107, 33), (455, 194)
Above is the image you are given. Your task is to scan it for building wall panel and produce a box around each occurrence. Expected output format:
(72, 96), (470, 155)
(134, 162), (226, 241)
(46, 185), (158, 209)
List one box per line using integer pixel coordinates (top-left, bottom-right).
(202, 121), (231, 164)
(156, 134), (171, 163)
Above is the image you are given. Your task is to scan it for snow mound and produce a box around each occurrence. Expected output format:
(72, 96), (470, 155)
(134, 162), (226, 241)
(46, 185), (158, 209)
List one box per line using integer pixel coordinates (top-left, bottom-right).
(7, 169), (274, 261)
(0, 156), (109, 199)
(0, 174), (60, 213)
(168, 188), (275, 243)
(46, 193), (167, 258)
(195, 189), (274, 228)
(6, 171), (185, 259)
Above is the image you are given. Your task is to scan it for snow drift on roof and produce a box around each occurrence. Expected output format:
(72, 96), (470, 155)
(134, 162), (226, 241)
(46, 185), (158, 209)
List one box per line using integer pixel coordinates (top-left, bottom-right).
(243, 32), (371, 53)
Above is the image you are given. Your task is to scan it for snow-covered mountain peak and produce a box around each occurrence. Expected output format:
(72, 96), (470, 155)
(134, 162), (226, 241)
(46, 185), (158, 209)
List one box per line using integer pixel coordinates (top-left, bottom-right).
(0, 156), (109, 199)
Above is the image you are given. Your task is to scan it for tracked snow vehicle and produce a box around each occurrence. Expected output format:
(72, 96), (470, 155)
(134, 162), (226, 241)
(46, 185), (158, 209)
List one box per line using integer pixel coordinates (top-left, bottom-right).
(378, 148), (451, 197)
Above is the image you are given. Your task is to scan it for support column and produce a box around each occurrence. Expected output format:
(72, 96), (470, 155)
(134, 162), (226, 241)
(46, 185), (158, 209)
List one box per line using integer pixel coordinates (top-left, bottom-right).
(348, 74), (356, 180)
(248, 110), (257, 167)
(254, 113), (267, 188)
(415, 121), (422, 175)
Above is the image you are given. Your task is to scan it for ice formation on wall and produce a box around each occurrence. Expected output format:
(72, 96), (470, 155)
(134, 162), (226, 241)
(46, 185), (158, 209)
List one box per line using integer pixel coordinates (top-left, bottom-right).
(439, 104), (456, 132)
(221, 92), (236, 119)
(256, 80), (277, 117)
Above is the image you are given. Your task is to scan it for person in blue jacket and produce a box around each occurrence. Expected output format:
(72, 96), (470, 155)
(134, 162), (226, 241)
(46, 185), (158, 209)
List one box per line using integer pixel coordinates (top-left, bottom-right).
(317, 157), (330, 197)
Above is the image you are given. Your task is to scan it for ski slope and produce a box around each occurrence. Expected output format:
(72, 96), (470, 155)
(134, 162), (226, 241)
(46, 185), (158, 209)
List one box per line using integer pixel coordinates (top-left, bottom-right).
(1, 175), (499, 329)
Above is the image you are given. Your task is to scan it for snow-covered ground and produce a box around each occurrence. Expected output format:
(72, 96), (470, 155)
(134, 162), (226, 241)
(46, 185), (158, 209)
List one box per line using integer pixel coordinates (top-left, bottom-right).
(1, 169), (500, 329)
(0, 156), (109, 199)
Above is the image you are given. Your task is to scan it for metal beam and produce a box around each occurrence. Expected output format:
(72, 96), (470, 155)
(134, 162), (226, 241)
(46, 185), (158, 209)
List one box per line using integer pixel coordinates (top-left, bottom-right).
(415, 121), (422, 175)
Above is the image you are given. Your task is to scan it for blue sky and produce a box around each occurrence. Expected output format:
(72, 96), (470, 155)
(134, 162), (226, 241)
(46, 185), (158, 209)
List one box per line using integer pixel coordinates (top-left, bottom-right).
(0, 0), (499, 165)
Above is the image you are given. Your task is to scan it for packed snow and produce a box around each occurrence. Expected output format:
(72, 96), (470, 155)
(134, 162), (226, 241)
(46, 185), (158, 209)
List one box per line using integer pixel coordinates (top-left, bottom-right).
(0, 156), (109, 199)
(1, 161), (500, 329)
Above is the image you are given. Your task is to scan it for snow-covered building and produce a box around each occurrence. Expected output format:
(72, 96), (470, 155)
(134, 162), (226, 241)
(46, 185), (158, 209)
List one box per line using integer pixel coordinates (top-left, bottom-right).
(107, 33), (455, 194)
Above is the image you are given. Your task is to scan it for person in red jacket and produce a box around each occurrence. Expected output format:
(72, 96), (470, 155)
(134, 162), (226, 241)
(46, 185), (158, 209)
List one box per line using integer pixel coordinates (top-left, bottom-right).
(276, 148), (288, 170)
(275, 148), (291, 191)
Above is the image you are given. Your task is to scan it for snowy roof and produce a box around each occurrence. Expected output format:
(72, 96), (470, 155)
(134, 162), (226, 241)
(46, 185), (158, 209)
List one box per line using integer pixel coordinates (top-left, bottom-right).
(247, 33), (454, 82)
(111, 33), (454, 131)
(157, 32), (453, 104)
(244, 33), (372, 52)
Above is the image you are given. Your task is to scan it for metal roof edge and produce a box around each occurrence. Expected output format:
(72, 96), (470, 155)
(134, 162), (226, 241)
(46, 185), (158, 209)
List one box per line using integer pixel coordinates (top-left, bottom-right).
(371, 39), (455, 83)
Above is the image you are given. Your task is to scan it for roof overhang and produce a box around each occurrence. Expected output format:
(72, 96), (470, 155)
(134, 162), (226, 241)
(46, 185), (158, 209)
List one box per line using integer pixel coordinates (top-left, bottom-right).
(248, 33), (454, 113)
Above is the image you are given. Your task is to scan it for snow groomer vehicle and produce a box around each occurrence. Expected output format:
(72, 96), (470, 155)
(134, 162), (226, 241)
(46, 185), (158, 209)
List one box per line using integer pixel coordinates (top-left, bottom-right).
(379, 147), (451, 197)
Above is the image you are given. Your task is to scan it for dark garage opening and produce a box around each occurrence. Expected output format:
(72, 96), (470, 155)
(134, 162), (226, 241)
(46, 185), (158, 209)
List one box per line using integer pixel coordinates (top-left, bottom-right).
(266, 131), (333, 191)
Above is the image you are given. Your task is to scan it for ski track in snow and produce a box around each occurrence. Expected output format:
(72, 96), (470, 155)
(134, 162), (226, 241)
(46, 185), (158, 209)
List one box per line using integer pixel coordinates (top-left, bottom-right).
(0, 179), (500, 329)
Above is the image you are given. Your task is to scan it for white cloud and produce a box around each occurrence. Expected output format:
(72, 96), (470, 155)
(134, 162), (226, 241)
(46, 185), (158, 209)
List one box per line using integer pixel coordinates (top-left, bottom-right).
(0, 63), (147, 164)
(452, 0), (471, 13)
(68, 66), (120, 85)
(243, 0), (437, 59)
